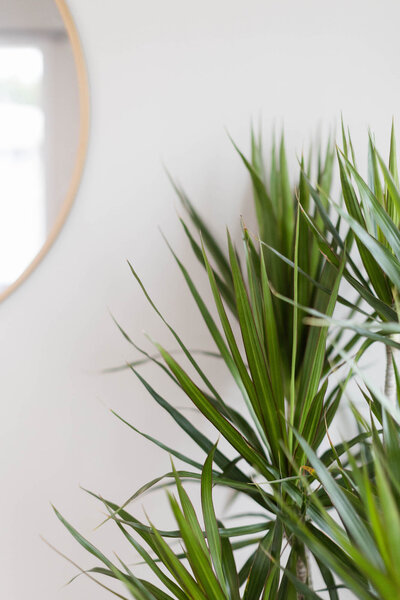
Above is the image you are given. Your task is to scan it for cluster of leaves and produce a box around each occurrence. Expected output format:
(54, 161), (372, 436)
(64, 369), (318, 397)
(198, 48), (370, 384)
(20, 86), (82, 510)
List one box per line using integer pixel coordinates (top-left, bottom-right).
(53, 125), (400, 599)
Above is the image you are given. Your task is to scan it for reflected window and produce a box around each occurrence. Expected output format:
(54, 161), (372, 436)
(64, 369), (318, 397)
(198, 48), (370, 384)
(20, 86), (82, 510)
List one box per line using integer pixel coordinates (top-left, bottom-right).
(0, 46), (45, 287)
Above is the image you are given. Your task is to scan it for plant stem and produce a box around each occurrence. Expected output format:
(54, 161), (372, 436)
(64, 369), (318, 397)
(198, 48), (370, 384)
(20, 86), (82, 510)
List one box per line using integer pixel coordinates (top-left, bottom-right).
(384, 341), (398, 405)
(387, 290), (400, 405)
(296, 549), (311, 600)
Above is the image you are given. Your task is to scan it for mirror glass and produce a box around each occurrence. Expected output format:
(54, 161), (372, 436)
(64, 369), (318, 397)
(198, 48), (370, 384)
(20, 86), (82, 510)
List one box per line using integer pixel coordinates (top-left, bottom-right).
(0, 0), (84, 296)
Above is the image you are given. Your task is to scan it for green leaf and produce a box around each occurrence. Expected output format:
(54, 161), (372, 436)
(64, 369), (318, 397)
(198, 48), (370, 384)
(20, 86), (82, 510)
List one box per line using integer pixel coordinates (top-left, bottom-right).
(340, 151), (400, 261)
(243, 529), (274, 600)
(227, 231), (283, 463)
(168, 494), (227, 600)
(201, 238), (272, 454)
(296, 255), (345, 431)
(219, 522), (241, 600)
(333, 200), (400, 293)
(167, 173), (233, 289)
(171, 461), (210, 559)
(156, 342), (272, 479)
(293, 433), (381, 567)
(201, 444), (227, 591)
(148, 514), (209, 600)
(337, 152), (392, 302)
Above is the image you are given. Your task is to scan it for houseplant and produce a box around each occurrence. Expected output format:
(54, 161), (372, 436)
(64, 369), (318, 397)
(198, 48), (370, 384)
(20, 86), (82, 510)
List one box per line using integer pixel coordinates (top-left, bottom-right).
(52, 125), (400, 599)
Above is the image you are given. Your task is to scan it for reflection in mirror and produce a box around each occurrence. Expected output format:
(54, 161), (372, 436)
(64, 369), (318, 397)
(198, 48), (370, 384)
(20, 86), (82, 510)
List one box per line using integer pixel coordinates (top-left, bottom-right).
(0, 0), (82, 294)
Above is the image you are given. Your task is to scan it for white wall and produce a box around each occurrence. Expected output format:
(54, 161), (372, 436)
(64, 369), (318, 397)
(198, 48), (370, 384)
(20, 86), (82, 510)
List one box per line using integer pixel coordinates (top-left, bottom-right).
(0, 0), (399, 598)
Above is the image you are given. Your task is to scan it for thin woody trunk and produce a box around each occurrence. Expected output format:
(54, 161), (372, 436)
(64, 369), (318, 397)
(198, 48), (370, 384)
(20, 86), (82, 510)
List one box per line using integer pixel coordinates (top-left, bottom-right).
(296, 549), (312, 599)
(385, 343), (397, 404)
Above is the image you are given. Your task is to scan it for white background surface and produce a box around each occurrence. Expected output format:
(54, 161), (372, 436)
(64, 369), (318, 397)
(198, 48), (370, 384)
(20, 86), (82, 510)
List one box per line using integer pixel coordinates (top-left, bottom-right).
(0, 1), (398, 598)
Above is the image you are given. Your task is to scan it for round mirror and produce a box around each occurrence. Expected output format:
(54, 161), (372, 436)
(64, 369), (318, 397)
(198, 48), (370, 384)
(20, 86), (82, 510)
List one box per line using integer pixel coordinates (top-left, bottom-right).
(0, 0), (89, 301)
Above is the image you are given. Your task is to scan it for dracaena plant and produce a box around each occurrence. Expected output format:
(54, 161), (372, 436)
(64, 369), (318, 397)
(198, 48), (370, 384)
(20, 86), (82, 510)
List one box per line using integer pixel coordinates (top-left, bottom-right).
(51, 131), (356, 599)
(52, 127), (400, 600)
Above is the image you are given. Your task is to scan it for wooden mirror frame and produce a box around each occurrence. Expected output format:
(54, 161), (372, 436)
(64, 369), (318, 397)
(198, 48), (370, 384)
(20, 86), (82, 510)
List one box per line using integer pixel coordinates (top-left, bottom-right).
(0, 0), (90, 303)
